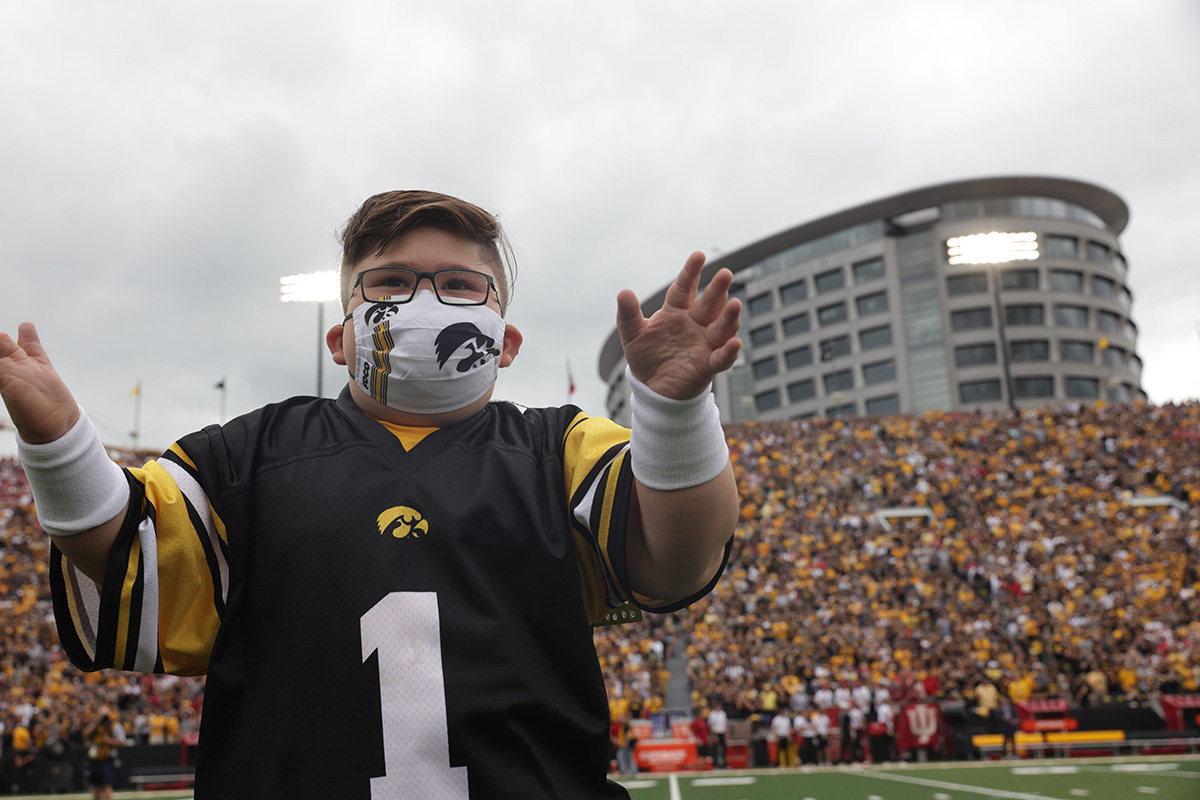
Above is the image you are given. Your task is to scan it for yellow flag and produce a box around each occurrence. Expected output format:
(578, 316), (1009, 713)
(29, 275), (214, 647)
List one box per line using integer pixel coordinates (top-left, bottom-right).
(1098, 337), (1109, 350)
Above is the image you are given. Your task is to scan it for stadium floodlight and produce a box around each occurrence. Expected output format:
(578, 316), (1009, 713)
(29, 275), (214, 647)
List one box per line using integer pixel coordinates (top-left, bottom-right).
(946, 231), (1039, 265)
(280, 271), (340, 304)
(279, 271), (341, 397)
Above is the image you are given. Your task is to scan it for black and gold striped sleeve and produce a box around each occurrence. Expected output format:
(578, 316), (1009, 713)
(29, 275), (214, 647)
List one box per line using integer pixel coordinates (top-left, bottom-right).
(560, 411), (679, 624)
(51, 442), (228, 677)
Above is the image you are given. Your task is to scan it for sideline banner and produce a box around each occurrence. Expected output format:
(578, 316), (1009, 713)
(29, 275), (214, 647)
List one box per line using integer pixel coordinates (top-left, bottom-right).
(896, 703), (947, 755)
(634, 738), (699, 772)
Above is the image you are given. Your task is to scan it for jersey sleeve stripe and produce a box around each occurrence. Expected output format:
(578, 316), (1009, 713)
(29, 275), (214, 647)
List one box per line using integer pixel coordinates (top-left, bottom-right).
(113, 527), (149, 670)
(53, 551), (100, 664)
(105, 510), (145, 670)
(591, 448), (634, 604)
(569, 476), (622, 609)
(570, 444), (633, 609)
(130, 459), (222, 674)
(130, 516), (161, 673)
(165, 442), (199, 471)
(155, 455), (230, 609)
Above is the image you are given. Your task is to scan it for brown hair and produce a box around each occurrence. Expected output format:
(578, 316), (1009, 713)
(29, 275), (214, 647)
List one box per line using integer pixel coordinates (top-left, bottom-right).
(337, 190), (516, 313)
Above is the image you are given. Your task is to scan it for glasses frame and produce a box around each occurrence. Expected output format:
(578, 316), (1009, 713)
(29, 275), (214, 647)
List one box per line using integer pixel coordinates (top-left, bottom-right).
(352, 267), (496, 307)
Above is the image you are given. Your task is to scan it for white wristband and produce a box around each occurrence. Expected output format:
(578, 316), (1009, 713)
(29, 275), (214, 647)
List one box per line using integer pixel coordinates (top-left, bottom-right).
(627, 366), (730, 491)
(17, 407), (130, 536)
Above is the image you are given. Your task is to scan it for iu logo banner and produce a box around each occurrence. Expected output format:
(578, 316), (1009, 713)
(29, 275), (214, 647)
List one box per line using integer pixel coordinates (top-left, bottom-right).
(897, 703), (945, 755)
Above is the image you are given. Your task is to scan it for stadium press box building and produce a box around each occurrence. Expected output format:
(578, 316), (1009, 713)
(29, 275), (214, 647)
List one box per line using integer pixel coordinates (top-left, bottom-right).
(598, 176), (1145, 425)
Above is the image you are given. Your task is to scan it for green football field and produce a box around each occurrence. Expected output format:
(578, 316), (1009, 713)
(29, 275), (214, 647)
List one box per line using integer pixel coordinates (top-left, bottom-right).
(9, 755), (1198, 799)
(614, 755), (1200, 800)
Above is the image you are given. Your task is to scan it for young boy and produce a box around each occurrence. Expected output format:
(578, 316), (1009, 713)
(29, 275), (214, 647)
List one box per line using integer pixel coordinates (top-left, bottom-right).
(0, 190), (742, 798)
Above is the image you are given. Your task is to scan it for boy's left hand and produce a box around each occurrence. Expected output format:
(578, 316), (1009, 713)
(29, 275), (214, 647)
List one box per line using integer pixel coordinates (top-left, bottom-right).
(616, 251), (742, 400)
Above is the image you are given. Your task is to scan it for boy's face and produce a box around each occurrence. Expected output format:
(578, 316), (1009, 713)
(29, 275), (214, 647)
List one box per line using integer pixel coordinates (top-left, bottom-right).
(326, 226), (522, 422)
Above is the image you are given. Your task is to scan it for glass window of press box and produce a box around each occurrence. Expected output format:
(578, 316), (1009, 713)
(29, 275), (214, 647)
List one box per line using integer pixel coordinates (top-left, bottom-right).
(953, 307), (993, 331)
(866, 394), (900, 415)
(823, 369), (853, 393)
(1055, 305), (1089, 328)
(1001, 269), (1040, 291)
(1086, 242), (1110, 264)
(947, 273), (989, 296)
(820, 335), (851, 360)
(1102, 347), (1126, 368)
(1007, 305), (1045, 326)
(1050, 270), (1084, 293)
(1092, 276), (1116, 299)
(1043, 235), (1078, 259)
(860, 325), (892, 350)
(863, 359), (896, 385)
(780, 280), (808, 305)
(752, 356), (778, 380)
(755, 389), (781, 412)
(1010, 340), (1049, 362)
(815, 268), (845, 294)
(748, 293), (773, 316)
(1015, 376), (1054, 399)
(853, 257), (885, 284)
(956, 343), (997, 367)
(826, 402), (857, 419)
(786, 346), (813, 369)
(783, 313), (810, 337)
(1067, 377), (1100, 399)
(818, 302), (848, 326)
(960, 379), (1002, 403)
(856, 291), (889, 317)
(750, 324), (776, 347)
(788, 379), (815, 402)
(1060, 340), (1094, 363)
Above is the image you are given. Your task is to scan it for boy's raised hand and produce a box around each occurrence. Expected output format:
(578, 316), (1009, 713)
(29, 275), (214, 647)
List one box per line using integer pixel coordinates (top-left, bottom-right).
(616, 251), (743, 400)
(0, 323), (80, 444)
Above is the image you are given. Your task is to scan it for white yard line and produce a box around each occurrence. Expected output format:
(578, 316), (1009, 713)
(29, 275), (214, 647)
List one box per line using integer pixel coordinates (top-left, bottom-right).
(1079, 763), (1200, 780)
(669, 773), (682, 800)
(847, 767), (1073, 800)
(690, 777), (757, 786)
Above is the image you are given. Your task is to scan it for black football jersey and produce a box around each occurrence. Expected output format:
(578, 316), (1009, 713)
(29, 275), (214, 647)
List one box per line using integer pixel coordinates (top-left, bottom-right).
(52, 389), (727, 798)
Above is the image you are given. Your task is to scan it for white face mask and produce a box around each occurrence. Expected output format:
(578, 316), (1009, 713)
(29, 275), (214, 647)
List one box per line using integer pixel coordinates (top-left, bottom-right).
(348, 291), (506, 414)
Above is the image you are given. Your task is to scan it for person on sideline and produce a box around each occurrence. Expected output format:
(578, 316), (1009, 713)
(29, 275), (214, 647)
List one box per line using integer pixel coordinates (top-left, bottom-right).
(82, 706), (125, 800)
(707, 702), (729, 768)
(0, 190), (742, 799)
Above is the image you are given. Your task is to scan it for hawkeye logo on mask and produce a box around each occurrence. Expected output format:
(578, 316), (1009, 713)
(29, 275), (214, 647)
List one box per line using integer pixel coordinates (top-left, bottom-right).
(434, 322), (500, 373)
(377, 506), (430, 539)
(350, 294), (505, 414)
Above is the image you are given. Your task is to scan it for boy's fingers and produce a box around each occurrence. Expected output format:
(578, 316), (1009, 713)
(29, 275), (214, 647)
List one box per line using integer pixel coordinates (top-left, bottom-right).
(0, 331), (18, 360)
(615, 289), (647, 345)
(710, 338), (742, 374)
(662, 252), (705, 310)
(16, 322), (48, 361)
(694, 270), (737, 327)
(707, 298), (742, 344)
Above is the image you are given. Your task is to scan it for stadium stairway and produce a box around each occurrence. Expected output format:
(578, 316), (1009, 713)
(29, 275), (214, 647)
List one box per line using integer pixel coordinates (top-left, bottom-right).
(665, 649), (691, 713)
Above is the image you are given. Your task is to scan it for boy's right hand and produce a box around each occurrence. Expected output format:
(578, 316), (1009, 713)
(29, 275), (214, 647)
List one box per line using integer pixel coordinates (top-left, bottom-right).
(0, 322), (80, 444)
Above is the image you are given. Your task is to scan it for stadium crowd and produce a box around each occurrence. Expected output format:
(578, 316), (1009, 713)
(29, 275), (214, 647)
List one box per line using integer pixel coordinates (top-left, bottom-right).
(2, 400), (1199, 773)
(596, 400), (1200, 739)
(0, 449), (204, 786)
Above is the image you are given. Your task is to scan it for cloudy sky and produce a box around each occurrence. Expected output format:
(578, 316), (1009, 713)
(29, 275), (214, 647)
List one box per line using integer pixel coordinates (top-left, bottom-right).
(2, 0), (1198, 456)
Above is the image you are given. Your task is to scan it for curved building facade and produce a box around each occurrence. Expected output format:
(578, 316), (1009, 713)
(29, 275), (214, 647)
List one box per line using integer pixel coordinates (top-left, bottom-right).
(599, 176), (1144, 425)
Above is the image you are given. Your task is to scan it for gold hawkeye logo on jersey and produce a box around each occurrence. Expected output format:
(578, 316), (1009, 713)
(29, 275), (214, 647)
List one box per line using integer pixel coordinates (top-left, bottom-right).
(377, 506), (430, 539)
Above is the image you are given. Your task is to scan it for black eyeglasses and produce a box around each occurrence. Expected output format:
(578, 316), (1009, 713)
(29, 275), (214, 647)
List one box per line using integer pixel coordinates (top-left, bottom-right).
(352, 267), (496, 306)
